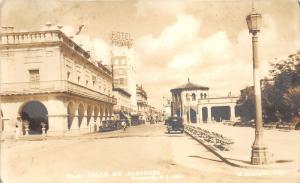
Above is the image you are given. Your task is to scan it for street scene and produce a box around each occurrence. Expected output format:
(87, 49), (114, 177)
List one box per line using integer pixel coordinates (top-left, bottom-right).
(0, 0), (299, 183)
(1, 124), (299, 183)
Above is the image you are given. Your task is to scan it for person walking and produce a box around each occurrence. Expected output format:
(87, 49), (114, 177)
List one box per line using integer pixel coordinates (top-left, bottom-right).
(121, 120), (127, 132)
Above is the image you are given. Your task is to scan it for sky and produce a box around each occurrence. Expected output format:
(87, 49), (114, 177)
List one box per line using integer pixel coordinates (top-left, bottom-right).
(1, 0), (299, 109)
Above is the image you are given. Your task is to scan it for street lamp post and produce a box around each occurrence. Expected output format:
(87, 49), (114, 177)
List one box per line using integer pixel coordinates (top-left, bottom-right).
(246, 7), (268, 165)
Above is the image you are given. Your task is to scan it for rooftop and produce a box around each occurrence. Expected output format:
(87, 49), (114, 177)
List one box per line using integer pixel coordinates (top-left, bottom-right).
(170, 78), (209, 93)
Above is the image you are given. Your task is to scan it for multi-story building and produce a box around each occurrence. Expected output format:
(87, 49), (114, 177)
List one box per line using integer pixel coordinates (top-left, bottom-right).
(112, 88), (131, 120)
(136, 84), (148, 122)
(0, 28), (116, 138)
(162, 96), (171, 121)
(145, 105), (162, 124)
(111, 32), (137, 114)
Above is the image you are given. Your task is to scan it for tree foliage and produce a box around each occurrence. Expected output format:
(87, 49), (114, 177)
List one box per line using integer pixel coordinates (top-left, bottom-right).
(237, 51), (300, 123)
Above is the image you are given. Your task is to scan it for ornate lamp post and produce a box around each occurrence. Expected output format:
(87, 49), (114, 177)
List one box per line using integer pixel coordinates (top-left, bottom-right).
(246, 7), (268, 165)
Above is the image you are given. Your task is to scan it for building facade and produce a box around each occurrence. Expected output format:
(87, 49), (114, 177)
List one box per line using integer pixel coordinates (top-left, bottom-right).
(111, 32), (137, 114)
(136, 84), (148, 122)
(171, 79), (238, 124)
(112, 88), (131, 120)
(0, 29), (116, 138)
(162, 96), (171, 121)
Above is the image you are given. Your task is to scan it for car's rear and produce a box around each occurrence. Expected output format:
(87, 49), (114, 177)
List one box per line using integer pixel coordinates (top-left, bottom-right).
(167, 117), (184, 133)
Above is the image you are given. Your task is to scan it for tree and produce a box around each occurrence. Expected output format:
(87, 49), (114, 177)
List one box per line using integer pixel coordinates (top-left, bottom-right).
(269, 51), (300, 121)
(238, 51), (300, 123)
(237, 86), (255, 122)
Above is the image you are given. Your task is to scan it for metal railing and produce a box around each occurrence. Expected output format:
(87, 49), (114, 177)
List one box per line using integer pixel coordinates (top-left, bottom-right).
(0, 80), (117, 104)
(184, 124), (234, 151)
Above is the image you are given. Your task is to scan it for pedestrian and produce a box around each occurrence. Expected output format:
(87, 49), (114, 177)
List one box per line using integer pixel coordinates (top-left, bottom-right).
(15, 124), (19, 140)
(121, 120), (127, 131)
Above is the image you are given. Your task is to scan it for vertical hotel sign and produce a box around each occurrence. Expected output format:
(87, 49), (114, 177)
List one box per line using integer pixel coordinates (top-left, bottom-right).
(111, 31), (133, 48)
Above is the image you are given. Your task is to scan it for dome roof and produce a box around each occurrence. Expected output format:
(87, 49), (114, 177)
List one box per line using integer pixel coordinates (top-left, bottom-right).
(170, 78), (209, 93)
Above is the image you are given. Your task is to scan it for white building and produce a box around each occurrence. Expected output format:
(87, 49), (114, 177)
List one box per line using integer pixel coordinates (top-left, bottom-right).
(0, 29), (116, 138)
(171, 79), (238, 123)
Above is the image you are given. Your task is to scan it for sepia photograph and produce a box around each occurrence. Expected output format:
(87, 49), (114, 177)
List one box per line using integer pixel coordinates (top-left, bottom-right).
(0, 0), (299, 182)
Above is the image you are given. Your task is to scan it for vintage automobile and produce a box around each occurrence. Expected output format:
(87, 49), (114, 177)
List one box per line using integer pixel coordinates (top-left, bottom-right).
(99, 120), (117, 132)
(166, 117), (184, 134)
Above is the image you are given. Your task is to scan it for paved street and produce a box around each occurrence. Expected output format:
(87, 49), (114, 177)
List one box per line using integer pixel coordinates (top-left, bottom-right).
(1, 124), (299, 183)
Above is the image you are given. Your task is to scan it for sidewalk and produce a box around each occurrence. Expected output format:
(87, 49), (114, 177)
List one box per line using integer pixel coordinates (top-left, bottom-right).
(187, 123), (300, 175)
(0, 124), (160, 143)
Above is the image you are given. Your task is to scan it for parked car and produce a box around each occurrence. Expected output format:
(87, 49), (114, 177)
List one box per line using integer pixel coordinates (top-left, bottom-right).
(99, 120), (117, 132)
(166, 117), (184, 134)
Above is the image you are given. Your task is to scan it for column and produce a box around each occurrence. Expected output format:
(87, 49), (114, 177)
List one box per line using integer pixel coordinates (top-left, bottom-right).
(182, 106), (188, 123)
(46, 100), (68, 136)
(230, 105), (236, 122)
(207, 106), (211, 123)
(198, 105), (202, 124)
(80, 110), (89, 133)
(70, 105), (80, 133)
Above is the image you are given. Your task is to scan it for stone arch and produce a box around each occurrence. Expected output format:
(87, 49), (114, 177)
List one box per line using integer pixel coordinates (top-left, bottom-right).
(109, 106), (113, 119)
(99, 105), (104, 121)
(94, 106), (99, 121)
(211, 106), (230, 122)
(67, 102), (76, 130)
(86, 105), (92, 126)
(105, 107), (109, 120)
(202, 107), (208, 122)
(19, 100), (48, 134)
(78, 103), (85, 128)
(190, 108), (197, 123)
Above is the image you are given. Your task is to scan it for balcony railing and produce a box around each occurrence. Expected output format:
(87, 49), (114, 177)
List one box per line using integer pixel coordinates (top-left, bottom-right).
(0, 30), (112, 76)
(0, 80), (117, 104)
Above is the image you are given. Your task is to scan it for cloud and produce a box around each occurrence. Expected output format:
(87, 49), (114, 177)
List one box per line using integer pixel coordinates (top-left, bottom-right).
(168, 51), (200, 70)
(137, 13), (200, 55)
(135, 0), (187, 16)
(53, 25), (111, 64)
(135, 12), (296, 107)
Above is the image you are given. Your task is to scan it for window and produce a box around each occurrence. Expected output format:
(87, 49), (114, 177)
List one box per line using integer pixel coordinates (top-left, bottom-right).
(92, 76), (96, 86)
(204, 93), (207, 99)
(86, 80), (89, 86)
(29, 69), (40, 82)
(119, 78), (125, 85)
(77, 76), (80, 83)
(200, 93), (203, 99)
(192, 93), (196, 101)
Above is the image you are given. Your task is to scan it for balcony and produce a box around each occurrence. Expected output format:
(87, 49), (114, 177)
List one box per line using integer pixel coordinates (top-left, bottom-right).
(0, 80), (117, 104)
(137, 99), (147, 105)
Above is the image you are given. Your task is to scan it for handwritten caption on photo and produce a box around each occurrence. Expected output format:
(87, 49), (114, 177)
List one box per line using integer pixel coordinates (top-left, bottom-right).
(65, 170), (185, 181)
